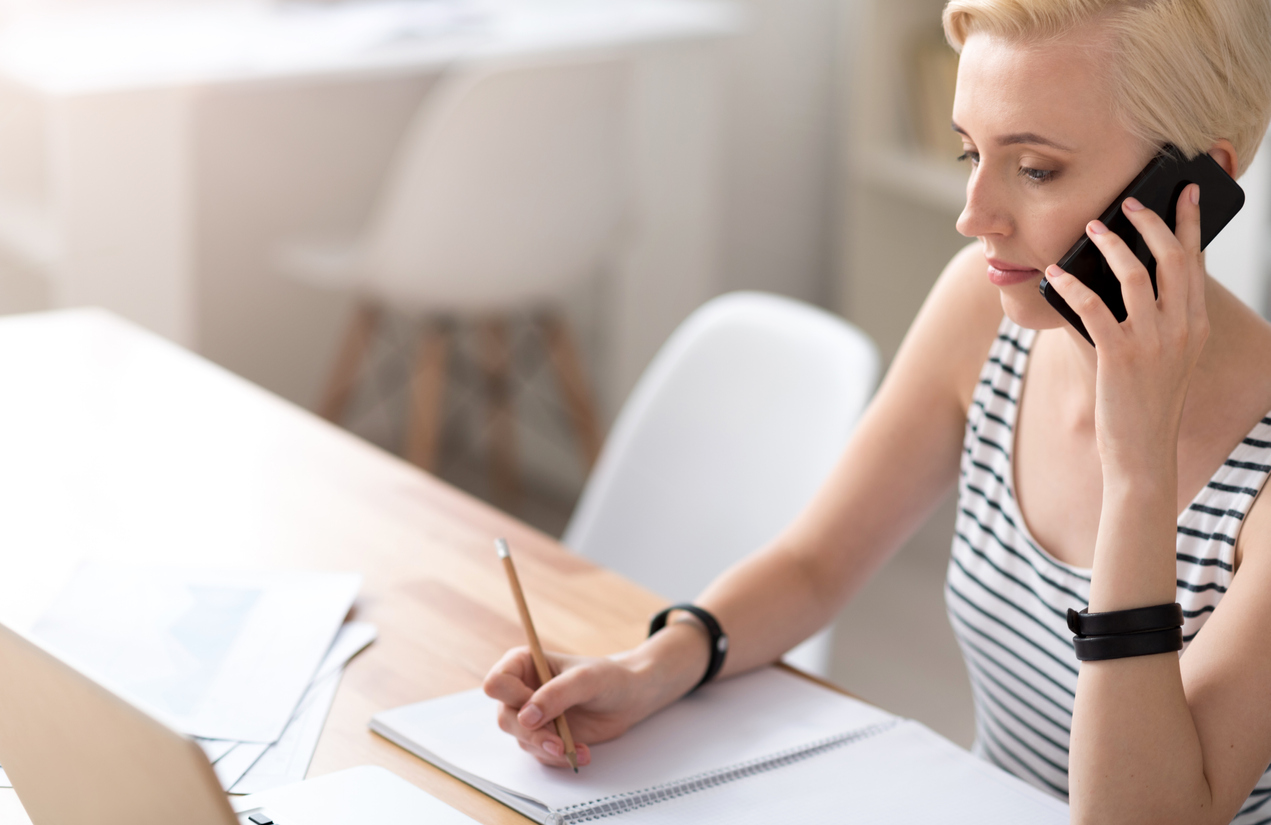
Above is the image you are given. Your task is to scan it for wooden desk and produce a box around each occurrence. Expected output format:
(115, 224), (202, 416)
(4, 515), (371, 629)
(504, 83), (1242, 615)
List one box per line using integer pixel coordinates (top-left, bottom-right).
(0, 309), (666, 824)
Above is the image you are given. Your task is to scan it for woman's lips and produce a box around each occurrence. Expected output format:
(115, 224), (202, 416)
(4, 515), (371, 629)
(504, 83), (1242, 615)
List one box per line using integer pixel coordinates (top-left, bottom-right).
(986, 262), (1042, 287)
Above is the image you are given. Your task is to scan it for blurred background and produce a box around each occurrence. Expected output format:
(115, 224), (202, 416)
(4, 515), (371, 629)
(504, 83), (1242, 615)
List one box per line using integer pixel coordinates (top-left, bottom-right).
(0, 0), (1267, 749)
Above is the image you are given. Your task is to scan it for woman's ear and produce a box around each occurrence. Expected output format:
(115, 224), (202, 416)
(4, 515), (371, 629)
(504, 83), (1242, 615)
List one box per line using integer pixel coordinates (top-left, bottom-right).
(1207, 139), (1239, 178)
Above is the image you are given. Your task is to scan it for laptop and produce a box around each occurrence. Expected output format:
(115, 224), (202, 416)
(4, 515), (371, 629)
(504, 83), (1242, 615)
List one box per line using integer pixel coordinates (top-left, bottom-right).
(0, 619), (479, 825)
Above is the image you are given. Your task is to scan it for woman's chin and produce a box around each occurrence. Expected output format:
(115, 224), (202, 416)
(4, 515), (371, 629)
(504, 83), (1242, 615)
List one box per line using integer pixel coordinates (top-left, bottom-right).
(999, 287), (1068, 332)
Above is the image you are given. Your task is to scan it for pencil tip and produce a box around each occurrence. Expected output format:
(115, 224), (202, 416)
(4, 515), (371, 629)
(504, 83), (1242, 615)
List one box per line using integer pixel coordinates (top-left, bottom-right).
(574, 767), (579, 774)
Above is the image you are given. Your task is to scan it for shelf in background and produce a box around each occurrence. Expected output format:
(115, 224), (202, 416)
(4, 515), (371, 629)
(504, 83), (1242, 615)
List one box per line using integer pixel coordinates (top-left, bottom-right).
(853, 146), (967, 214)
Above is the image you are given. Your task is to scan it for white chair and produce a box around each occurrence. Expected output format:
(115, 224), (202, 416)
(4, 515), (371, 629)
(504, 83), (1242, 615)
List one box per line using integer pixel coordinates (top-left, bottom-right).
(563, 292), (880, 678)
(276, 54), (630, 500)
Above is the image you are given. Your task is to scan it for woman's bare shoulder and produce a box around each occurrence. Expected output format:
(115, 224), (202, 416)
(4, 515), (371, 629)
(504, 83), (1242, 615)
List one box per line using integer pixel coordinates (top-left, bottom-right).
(1207, 282), (1271, 570)
(893, 241), (1005, 412)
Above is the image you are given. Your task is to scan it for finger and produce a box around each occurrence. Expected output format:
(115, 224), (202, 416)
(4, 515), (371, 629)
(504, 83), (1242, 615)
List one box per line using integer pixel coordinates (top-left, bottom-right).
(1175, 183), (1201, 255)
(520, 663), (603, 731)
(516, 731), (568, 766)
(483, 647), (539, 705)
(522, 727), (576, 767)
(1083, 217), (1158, 320)
(497, 703), (525, 736)
(512, 727), (594, 767)
(1119, 196), (1187, 308)
(485, 670), (535, 708)
(499, 703), (577, 762)
(1177, 184), (1206, 315)
(1045, 264), (1120, 345)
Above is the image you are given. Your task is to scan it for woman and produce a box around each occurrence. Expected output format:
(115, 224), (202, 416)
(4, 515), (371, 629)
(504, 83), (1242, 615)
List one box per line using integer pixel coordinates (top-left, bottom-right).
(483, 1), (1271, 821)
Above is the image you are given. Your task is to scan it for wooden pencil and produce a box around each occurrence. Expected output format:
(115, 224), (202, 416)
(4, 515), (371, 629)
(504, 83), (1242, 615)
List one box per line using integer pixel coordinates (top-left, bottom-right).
(495, 537), (580, 772)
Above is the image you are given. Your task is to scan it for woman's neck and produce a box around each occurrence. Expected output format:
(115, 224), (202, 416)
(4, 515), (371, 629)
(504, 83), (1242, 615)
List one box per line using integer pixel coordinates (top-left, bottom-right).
(1040, 323), (1100, 424)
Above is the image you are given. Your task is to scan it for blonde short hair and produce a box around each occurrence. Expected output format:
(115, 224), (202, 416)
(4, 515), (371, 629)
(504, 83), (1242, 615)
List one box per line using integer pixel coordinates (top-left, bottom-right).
(943, 0), (1271, 177)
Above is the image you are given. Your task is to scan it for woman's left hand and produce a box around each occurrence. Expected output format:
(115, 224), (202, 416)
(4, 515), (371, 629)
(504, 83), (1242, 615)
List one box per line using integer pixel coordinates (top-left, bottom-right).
(1043, 183), (1208, 479)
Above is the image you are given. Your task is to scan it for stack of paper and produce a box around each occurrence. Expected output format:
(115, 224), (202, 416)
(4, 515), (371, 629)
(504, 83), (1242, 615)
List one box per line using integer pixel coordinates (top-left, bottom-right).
(199, 620), (377, 793)
(0, 563), (372, 794)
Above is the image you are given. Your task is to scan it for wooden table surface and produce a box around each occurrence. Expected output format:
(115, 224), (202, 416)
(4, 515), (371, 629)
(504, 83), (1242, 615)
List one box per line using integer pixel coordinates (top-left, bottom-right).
(0, 309), (668, 824)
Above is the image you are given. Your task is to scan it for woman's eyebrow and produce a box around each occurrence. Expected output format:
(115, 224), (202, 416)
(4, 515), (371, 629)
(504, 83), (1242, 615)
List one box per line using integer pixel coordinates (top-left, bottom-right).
(951, 122), (1075, 152)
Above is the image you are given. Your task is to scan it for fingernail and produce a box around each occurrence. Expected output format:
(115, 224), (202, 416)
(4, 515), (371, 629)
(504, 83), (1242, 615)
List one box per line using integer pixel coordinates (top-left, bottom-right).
(1046, 265), (1066, 280)
(543, 740), (563, 757)
(1123, 197), (1145, 212)
(1191, 184), (1200, 205)
(1088, 220), (1108, 235)
(519, 704), (543, 726)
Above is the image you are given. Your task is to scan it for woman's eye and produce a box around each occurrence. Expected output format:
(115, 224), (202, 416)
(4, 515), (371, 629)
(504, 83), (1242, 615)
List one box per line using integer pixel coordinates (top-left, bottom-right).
(1019, 166), (1056, 184)
(956, 151), (980, 165)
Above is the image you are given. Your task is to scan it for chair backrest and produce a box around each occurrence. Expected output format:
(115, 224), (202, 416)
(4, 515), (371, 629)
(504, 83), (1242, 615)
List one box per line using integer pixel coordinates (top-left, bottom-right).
(563, 292), (880, 606)
(361, 54), (630, 313)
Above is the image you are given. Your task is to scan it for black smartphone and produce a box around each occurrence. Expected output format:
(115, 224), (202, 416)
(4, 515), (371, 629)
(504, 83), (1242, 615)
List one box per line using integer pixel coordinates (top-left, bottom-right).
(1038, 146), (1245, 345)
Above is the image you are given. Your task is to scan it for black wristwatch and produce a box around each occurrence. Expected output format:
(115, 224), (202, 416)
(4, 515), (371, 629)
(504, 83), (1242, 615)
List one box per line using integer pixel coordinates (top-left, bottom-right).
(648, 604), (728, 693)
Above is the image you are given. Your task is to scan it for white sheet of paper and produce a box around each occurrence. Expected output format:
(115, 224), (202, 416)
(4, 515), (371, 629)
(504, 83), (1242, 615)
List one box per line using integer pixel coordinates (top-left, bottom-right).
(215, 742), (270, 789)
(308, 620), (379, 686)
(233, 765), (483, 825)
(0, 787), (30, 824)
(374, 667), (896, 811)
(32, 563), (360, 742)
(230, 621), (378, 794)
(230, 672), (340, 794)
(0, 765), (9, 788)
(196, 738), (237, 764)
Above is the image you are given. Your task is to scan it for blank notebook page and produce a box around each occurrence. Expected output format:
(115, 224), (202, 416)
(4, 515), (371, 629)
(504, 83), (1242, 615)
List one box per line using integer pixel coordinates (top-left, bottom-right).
(376, 667), (895, 810)
(623, 721), (1069, 823)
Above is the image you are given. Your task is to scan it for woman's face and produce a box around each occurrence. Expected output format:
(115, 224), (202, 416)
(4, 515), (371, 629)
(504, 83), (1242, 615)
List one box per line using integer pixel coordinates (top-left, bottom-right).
(953, 28), (1157, 329)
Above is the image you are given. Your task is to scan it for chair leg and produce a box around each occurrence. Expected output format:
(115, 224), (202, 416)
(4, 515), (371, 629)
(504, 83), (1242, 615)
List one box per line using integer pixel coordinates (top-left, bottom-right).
(476, 317), (520, 507)
(539, 313), (603, 470)
(319, 302), (379, 424)
(406, 319), (452, 472)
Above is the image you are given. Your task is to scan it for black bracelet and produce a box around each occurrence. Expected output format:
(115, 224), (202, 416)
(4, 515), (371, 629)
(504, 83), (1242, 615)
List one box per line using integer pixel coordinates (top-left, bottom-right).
(648, 604), (728, 693)
(1073, 626), (1183, 661)
(1066, 603), (1183, 637)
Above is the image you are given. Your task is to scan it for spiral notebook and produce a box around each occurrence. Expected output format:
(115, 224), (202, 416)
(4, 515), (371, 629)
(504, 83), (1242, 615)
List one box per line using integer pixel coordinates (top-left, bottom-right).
(370, 667), (1069, 824)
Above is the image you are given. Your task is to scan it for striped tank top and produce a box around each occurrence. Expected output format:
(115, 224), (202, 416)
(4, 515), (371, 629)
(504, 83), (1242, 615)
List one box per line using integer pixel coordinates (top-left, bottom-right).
(946, 318), (1271, 822)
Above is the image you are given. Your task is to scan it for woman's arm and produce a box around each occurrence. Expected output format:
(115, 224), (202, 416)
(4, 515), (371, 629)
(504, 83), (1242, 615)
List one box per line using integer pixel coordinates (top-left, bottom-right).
(694, 242), (1003, 677)
(1047, 186), (1271, 824)
(484, 242), (1004, 766)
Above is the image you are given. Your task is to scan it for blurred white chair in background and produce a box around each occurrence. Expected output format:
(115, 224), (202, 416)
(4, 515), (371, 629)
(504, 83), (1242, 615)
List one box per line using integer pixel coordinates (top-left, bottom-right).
(277, 54), (630, 500)
(563, 291), (880, 678)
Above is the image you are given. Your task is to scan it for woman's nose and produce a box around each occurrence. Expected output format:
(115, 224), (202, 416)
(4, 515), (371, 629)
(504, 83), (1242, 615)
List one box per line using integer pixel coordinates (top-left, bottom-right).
(955, 167), (1010, 239)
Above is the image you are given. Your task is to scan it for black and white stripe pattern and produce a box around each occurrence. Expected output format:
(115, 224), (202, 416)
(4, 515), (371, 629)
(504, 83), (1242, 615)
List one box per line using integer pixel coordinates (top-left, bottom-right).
(946, 319), (1271, 821)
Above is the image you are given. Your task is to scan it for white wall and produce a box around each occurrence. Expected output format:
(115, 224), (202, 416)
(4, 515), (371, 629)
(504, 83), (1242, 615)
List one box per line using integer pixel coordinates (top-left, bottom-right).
(716, 0), (839, 306)
(1206, 133), (1271, 314)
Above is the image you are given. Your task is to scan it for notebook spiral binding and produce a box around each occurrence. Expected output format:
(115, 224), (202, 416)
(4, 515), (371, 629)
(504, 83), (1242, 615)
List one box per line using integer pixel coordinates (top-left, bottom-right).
(546, 719), (900, 824)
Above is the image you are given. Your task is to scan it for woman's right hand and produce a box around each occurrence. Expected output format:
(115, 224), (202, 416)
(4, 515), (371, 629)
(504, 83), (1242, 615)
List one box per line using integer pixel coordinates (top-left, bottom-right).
(483, 619), (714, 768)
(482, 646), (661, 768)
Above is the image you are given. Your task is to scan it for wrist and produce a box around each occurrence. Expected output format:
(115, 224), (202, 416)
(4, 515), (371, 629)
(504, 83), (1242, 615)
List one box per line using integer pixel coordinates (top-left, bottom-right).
(615, 620), (710, 714)
(1088, 477), (1179, 612)
(1098, 444), (1178, 488)
(1100, 467), (1177, 505)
